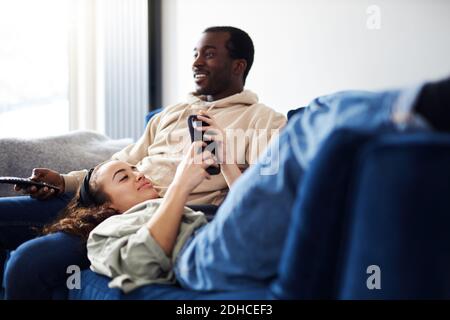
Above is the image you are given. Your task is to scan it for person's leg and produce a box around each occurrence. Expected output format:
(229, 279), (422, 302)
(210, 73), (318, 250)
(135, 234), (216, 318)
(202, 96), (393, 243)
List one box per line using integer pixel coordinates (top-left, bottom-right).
(0, 194), (72, 290)
(4, 232), (90, 300)
(0, 250), (6, 299)
(413, 77), (450, 132)
(174, 89), (406, 291)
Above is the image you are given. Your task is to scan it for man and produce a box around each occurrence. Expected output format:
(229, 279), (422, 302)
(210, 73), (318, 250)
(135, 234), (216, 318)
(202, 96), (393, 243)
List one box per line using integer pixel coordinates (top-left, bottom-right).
(1, 26), (286, 299)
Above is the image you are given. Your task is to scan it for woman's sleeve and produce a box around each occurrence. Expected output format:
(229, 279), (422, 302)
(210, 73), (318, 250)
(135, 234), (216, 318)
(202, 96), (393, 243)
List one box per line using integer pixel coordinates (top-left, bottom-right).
(87, 224), (172, 283)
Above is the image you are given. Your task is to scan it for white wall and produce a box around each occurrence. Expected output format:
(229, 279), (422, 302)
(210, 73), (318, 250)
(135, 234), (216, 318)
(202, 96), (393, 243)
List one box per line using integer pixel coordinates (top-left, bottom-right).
(161, 0), (450, 115)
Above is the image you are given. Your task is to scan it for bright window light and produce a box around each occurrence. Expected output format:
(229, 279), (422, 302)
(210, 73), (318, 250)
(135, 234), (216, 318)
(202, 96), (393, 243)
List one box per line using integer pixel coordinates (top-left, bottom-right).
(0, 0), (70, 138)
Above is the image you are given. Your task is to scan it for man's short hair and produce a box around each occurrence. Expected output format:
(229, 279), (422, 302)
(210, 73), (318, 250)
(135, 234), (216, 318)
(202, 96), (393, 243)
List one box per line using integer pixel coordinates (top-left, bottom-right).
(204, 26), (255, 84)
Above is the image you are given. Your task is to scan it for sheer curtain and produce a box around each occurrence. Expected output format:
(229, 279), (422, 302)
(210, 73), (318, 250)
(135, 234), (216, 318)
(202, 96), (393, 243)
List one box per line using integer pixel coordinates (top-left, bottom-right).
(70, 0), (149, 141)
(0, 0), (150, 141)
(0, 0), (70, 138)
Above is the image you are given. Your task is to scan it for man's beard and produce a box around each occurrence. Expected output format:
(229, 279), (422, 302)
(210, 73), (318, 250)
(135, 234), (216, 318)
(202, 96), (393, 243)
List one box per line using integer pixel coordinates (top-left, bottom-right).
(195, 76), (229, 97)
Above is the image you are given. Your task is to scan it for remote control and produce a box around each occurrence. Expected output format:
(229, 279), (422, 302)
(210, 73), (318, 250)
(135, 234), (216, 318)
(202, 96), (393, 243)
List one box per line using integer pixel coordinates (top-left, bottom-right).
(0, 177), (61, 191)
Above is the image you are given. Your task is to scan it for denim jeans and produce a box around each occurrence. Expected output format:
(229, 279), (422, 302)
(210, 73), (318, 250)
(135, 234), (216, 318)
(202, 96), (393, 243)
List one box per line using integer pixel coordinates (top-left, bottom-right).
(0, 194), (81, 299)
(174, 88), (429, 291)
(4, 231), (90, 299)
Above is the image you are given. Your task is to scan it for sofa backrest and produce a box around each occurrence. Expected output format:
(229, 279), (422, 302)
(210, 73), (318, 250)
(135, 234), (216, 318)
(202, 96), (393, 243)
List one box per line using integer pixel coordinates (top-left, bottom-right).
(0, 131), (132, 197)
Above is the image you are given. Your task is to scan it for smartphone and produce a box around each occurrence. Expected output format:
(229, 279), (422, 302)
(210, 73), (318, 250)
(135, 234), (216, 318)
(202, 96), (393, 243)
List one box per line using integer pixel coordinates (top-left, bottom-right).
(0, 177), (61, 191)
(187, 115), (221, 175)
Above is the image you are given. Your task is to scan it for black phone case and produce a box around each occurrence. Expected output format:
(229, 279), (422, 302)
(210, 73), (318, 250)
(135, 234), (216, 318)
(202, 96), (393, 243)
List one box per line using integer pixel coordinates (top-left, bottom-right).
(187, 115), (221, 175)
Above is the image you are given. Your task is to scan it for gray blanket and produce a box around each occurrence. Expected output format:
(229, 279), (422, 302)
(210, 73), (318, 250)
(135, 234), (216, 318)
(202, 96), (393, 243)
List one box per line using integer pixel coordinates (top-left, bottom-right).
(0, 130), (132, 197)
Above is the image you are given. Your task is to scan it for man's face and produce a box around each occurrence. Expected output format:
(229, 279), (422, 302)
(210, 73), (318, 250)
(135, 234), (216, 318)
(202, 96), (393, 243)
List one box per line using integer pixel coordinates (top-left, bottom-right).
(192, 32), (234, 99)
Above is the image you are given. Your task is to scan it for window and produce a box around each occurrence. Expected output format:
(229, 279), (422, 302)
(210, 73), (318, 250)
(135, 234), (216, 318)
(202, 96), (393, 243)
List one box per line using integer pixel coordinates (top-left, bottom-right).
(0, 0), (70, 138)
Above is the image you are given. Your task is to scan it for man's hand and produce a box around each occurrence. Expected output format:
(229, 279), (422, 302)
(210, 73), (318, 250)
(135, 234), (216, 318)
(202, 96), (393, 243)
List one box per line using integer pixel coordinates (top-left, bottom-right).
(196, 110), (227, 163)
(14, 168), (65, 200)
(196, 110), (243, 187)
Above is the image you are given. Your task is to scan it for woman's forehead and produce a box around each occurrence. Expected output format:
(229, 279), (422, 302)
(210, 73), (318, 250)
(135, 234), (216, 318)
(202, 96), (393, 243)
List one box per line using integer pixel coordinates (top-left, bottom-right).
(96, 160), (129, 179)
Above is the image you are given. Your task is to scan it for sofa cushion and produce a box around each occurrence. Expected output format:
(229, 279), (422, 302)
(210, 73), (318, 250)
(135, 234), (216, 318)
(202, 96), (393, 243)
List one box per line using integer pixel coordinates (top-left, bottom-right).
(69, 269), (268, 300)
(271, 130), (450, 299)
(339, 133), (450, 299)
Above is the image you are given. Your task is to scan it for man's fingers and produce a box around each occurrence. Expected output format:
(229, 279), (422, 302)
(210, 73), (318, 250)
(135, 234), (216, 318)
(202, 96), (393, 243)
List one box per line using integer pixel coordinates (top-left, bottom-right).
(206, 129), (218, 135)
(38, 188), (55, 200)
(191, 140), (207, 148)
(30, 186), (44, 197)
(195, 126), (211, 132)
(196, 126), (221, 134)
(19, 185), (35, 195)
(202, 158), (218, 168)
(30, 174), (42, 181)
(31, 168), (52, 181)
(31, 168), (43, 178)
(30, 186), (54, 200)
(197, 110), (216, 121)
(196, 115), (212, 123)
(204, 134), (221, 143)
(202, 149), (214, 159)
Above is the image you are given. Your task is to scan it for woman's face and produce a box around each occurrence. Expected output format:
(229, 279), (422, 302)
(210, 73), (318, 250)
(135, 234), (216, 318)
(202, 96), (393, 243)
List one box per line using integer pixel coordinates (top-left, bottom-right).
(95, 160), (159, 213)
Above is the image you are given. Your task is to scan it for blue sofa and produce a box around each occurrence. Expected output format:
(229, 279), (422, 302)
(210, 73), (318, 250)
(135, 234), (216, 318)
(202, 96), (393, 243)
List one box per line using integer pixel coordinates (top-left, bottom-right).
(68, 125), (450, 299)
(271, 129), (450, 299)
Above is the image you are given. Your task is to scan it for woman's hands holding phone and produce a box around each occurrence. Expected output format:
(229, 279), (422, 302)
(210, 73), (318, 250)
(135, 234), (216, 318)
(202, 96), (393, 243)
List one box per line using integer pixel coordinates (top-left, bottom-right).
(148, 141), (217, 256)
(171, 140), (219, 195)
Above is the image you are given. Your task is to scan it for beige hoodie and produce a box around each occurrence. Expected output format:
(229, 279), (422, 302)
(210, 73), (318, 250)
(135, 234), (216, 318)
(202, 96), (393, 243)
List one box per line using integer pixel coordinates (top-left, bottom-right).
(63, 90), (286, 205)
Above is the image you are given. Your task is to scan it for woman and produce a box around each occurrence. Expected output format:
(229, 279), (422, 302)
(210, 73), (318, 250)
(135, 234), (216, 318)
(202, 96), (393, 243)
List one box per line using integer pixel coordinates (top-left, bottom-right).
(42, 112), (242, 292)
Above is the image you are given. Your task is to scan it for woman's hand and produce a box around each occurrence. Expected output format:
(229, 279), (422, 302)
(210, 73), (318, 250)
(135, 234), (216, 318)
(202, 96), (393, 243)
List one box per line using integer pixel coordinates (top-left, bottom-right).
(148, 141), (217, 256)
(171, 140), (218, 195)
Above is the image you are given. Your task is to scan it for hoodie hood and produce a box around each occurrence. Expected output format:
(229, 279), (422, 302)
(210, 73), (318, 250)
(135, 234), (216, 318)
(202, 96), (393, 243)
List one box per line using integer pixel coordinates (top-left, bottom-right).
(186, 89), (259, 110)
